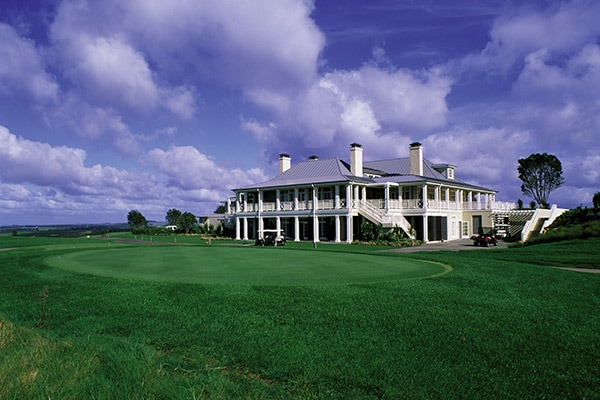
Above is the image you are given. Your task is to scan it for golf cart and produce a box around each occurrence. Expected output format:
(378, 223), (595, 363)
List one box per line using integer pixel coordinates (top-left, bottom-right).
(471, 233), (498, 247)
(255, 229), (287, 246)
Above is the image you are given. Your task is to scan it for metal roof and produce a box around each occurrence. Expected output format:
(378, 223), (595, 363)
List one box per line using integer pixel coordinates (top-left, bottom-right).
(235, 156), (495, 192)
(236, 158), (370, 190)
(364, 157), (445, 180)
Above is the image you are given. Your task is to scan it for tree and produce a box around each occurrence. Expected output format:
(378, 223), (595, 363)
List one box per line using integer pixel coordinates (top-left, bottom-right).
(166, 208), (182, 226)
(517, 153), (564, 209)
(127, 210), (148, 229)
(593, 192), (600, 209)
(177, 212), (197, 234)
(214, 204), (226, 214)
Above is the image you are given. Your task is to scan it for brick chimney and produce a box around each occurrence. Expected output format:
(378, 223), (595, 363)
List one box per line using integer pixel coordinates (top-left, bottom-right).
(279, 153), (291, 174)
(409, 142), (423, 176)
(350, 143), (363, 177)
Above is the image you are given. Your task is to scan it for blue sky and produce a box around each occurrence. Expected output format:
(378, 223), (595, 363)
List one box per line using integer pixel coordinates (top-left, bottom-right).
(1, 0), (598, 225)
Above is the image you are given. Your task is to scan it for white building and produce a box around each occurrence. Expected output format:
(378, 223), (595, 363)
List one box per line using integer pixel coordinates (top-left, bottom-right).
(227, 143), (515, 243)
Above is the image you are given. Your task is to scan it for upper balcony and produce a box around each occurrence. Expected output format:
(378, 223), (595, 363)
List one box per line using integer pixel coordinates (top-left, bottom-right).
(229, 198), (516, 214)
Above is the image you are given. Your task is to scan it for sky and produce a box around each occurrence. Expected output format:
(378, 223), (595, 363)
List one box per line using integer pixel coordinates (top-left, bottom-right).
(1, 0), (599, 225)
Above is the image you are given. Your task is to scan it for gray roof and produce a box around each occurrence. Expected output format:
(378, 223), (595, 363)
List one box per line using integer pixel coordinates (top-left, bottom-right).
(236, 158), (370, 190)
(364, 157), (446, 180)
(235, 156), (495, 192)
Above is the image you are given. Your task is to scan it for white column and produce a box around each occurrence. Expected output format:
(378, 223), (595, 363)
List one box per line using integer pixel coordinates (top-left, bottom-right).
(227, 197), (231, 214)
(294, 216), (300, 241)
(335, 185), (340, 209)
(335, 215), (340, 242)
(258, 217), (264, 238)
(276, 189), (280, 211)
(398, 186), (403, 209)
(346, 184), (352, 209)
(423, 215), (428, 243)
(235, 217), (241, 240)
(422, 185), (428, 209)
(312, 185), (319, 242)
(346, 215), (352, 243)
(353, 185), (359, 207)
(276, 216), (281, 234)
(468, 191), (473, 210)
(384, 183), (389, 210)
(445, 188), (450, 209)
(242, 192), (247, 212)
(294, 188), (299, 210)
(243, 217), (248, 240)
(258, 190), (263, 212)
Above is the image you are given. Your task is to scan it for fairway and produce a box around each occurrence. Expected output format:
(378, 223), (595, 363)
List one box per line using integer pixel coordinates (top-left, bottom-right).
(46, 245), (450, 285)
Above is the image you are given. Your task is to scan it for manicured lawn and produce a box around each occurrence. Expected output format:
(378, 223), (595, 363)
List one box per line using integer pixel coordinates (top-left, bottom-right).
(1, 235), (599, 399)
(46, 246), (450, 285)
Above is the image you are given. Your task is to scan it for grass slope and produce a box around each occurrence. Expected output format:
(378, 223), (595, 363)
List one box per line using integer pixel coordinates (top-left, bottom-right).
(0, 235), (599, 399)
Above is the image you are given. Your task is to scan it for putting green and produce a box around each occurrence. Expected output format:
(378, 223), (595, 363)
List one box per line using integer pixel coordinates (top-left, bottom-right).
(46, 246), (451, 285)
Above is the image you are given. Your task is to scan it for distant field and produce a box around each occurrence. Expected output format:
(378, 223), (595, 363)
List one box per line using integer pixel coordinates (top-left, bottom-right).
(1, 234), (599, 399)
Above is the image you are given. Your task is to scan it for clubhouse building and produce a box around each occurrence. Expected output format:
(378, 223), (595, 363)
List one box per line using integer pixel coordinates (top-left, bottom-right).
(226, 142), (516, 243)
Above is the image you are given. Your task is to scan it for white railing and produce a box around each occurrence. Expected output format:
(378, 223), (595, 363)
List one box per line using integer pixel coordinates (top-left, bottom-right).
(280, 201), (294, 211)
(232, 199), (518, 214)
(491, 201), (517, 211)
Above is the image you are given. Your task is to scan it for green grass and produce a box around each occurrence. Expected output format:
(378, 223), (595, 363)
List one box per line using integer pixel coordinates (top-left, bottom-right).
(46, 246), (450, 285)
(0, 234), (599, 399)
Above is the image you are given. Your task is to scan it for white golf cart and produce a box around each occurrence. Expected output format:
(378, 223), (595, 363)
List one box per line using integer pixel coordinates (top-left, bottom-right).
(255, 229), (287, 246)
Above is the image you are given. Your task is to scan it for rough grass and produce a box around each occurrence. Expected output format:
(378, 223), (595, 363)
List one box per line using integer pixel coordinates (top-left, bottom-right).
(0, 234), (599, 399)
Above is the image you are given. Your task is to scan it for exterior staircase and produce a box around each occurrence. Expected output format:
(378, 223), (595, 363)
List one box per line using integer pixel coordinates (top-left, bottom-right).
(357, 200), (414, 238)
(521, 205), (567, 241)
(493, 205), (567, 242)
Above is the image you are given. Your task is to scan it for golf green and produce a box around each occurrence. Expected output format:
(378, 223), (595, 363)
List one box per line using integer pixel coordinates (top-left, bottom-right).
(46, 246), (451, 285)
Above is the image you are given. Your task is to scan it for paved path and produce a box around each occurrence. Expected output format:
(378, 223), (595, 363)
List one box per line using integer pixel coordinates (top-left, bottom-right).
(386, 239), (508, 253)
(385, 239), (600, 274)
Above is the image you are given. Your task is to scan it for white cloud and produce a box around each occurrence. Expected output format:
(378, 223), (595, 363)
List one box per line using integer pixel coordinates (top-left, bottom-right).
(123, 0), (324, 92)
(64, 36), (160, 111)
(0, 23), (58, 102)
(0, 125), (148, 197)
(424, 126), (533, 199)
(247, 63), (452, 157)
(477, 1), (600, 72)
(146, 146), (268, 194)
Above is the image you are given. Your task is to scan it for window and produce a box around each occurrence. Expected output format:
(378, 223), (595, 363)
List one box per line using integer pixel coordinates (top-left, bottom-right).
(280, 190), (292, 202)
(319, 187), (332, 200)
(462, 221), (469, 237)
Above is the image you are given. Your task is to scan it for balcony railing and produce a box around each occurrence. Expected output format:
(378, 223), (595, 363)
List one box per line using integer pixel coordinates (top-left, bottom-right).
(233, 199), (516, 213)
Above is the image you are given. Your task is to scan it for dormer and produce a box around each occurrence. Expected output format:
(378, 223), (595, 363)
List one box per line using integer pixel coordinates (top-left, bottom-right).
(433, 163), (456, 180)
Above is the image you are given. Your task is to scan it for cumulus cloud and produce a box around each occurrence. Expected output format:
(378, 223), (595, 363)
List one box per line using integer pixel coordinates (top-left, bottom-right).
(122, 0), (324, 92)
(424, 126), (532, 196)
(60, 35), (161, 111)
(474, 1), (600, 72)
(0, 125), (149, 197)
(245, 61), (453, 160)
(146, 146), (268, 196)
(0, 23), (58, 102)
